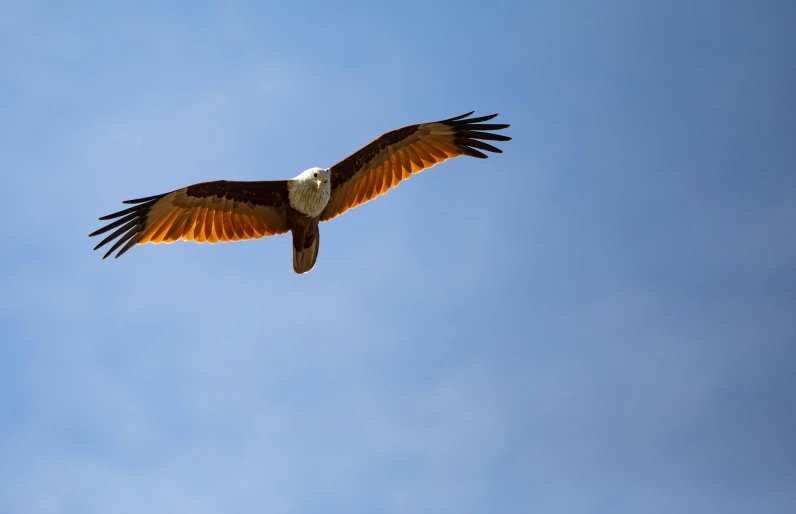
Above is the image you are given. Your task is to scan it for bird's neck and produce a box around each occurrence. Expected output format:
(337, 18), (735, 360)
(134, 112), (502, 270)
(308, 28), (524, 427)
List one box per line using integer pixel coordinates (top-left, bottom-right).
(287, 180), (330, 218)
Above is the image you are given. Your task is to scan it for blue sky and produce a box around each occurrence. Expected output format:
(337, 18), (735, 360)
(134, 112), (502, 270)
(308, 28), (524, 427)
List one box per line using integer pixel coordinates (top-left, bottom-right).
(1, 1), (794, 513)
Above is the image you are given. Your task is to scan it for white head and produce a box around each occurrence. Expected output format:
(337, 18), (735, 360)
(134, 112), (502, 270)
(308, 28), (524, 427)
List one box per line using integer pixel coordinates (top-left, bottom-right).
(288, 167), (332, 217)
(294, 167), (331, 190)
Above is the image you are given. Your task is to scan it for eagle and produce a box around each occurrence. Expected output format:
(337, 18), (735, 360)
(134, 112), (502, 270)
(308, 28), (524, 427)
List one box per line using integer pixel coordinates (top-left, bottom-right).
(89, 111), (510, 274)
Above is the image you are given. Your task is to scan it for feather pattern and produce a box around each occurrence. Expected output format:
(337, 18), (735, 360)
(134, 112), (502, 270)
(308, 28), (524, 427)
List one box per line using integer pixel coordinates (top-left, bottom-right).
(320, 112), (510, 221)
(89, 180), (290, 259)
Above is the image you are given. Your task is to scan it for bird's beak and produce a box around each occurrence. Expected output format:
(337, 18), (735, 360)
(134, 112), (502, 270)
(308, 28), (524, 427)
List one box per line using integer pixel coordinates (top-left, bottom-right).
(316, 178), (326, 189)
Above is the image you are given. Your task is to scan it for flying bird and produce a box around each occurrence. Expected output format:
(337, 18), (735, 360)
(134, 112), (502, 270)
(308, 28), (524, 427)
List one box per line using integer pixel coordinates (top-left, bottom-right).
(89, 111), (511, 274)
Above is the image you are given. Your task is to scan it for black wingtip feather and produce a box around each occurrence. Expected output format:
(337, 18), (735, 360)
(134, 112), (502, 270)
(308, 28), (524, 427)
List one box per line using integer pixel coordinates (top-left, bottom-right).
(460, 147), (489, 159)
(440, 111), (510, 159)
(122, 194), (163, 205)
(115, 233), (142, 259)
(93, 218), (139, 251)
(90, 192), (166, 259)
(442, 111), (475, 122)
(459, 138), (503, 154)
(461, 130), (512, 142)
(97, 198), (159, 221)
(88, 212), (139, 237)
(102, 228), (138, 259)
(467, 123), (510, 131)
(453, 113), (499, 124)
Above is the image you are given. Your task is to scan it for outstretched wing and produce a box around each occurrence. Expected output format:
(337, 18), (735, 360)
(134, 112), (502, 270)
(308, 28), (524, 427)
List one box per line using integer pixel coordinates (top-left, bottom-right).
(89, 180), (291, 259)
(320, 111), (510, 222)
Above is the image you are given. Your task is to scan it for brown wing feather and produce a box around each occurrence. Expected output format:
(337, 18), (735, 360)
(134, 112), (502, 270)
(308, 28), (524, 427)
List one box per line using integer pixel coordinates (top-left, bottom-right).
(320, 112), (510, 222)
(89, 180), (291, 259)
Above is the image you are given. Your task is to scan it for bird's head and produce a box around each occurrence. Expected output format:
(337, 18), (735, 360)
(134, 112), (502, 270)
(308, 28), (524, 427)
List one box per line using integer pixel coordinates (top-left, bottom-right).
(296, 167), (330, 191)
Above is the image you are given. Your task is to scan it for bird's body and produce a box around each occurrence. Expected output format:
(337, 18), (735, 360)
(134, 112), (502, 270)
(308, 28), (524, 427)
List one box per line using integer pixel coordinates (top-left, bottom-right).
(285, 167), (329, 272)
(90, 112), (510, 274)
(287, 167), (331, 218)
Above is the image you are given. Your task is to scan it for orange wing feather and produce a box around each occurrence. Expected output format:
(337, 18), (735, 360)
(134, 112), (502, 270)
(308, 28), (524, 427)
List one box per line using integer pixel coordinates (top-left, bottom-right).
(320, 112), (510, 222)
(89, 180), (290, 259)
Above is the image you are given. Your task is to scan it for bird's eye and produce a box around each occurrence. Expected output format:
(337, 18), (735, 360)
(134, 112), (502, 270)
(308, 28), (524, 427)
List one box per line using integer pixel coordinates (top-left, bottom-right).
(313, 173), (318, 177)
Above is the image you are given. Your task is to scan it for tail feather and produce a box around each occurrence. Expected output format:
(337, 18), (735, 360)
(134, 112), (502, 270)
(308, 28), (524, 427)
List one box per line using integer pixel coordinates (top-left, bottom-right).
(292, 227), (320, 274)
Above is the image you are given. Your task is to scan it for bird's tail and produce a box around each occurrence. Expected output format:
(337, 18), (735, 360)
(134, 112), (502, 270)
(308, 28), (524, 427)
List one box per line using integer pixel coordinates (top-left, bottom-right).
(292, 226), (320, 274)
